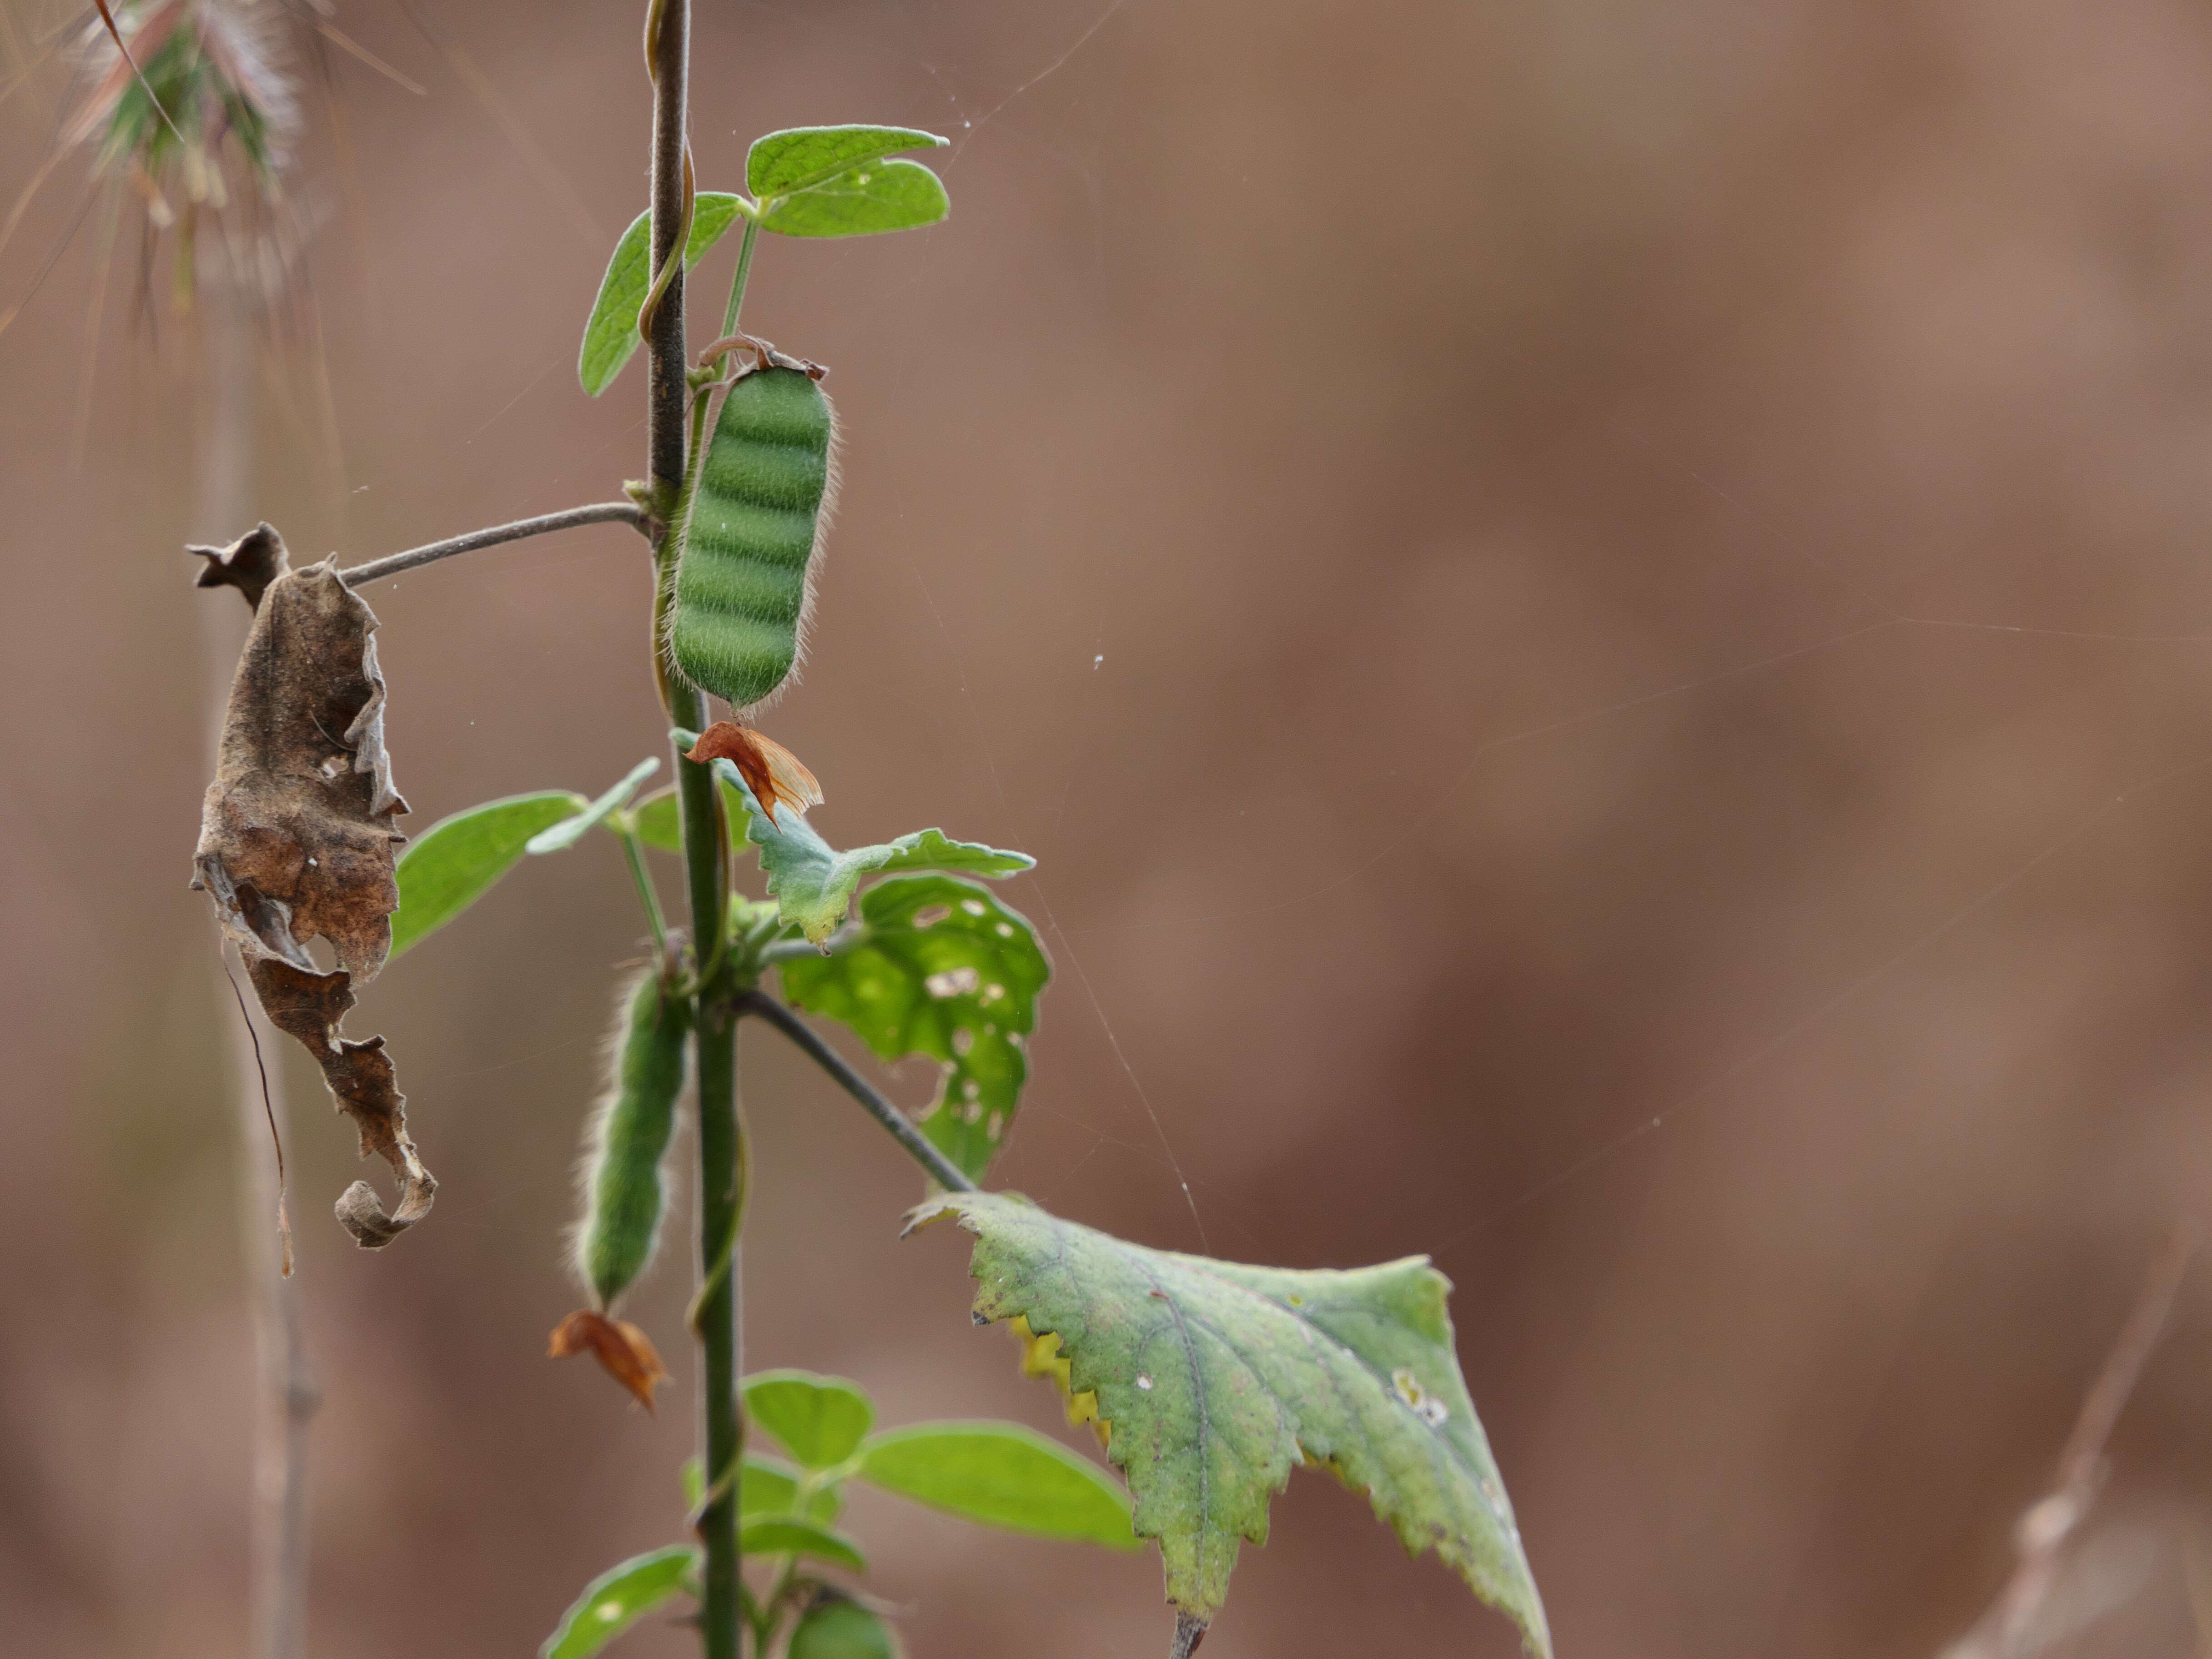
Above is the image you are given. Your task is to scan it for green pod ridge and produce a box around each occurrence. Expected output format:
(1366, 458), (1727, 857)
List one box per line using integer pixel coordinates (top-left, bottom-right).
(671, 365), (838, 711)
(574, 967), (691, 1309)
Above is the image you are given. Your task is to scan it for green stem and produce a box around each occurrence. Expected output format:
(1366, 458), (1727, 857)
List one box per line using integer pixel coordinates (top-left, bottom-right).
(643, 5), (745, 1657)
(614, 820), (669, 960)
(738, 990), (979, 1193)
(721, 217), (758, 340)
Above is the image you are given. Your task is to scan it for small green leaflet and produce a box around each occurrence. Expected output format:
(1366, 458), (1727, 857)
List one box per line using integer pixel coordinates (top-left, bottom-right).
(787, 1596), (898, 1659)
(578, 193), (748, 395)
(905, 1191), (1551, 1656)
(708, 754), (1032, 944)
(759, 159), (948, 239)
(748, 126), (946, 195)
(525, 757), (659, 854)
(741, 1451), (844, 1524)
(860, 1422), (1138, 1549)
(740, 1514), (868, 1574)
(744, 1369), (875, 1467)
(538, 1545), (697, 1659)
(781, 875), (1048, 1181)
(390, 791), (586, 960)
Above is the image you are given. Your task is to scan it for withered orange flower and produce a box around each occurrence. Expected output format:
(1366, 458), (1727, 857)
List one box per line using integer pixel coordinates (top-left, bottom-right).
(686, 721), (824, 821)
(548, 1310), (671, 1413)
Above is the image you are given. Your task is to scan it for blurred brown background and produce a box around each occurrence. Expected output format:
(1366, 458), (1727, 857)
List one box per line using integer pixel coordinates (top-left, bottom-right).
(5, 0), (2212, 1654)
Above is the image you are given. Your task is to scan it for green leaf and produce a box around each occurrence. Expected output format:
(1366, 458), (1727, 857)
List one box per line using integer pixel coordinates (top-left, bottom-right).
(578, 193), (748, 396)
(539, 1545), (697, 1659)
(746, 125), (947, 196)
(744, 1370), (874, 1467)
(905, 1192), (1551, 1655)
(859, 1421), (1139, 1549)
(631, 784), (684, 853)
(525, 757), (660, 854)
(758, 158), (949, 239)
(739, 1514), (868, 1574)
(780, 875), (1048, 1181)
(788, 1596), (899, 1659)
(389, 791), (587, 961)
(741, 1451), (843, 1524)
(709, 757), (1032, 945)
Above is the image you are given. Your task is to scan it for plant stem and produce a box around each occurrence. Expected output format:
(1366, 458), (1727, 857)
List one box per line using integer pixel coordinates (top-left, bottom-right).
(720, 218), (757, 339)
(738, 991), (979, 1193)
(643, 5), (746, 1655)
(615, 821), (669, 959)
(337, 500), (647, 587)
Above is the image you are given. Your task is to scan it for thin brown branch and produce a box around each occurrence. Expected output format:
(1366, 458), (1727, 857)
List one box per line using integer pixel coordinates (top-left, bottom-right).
(1940, 1225), (2197, 1659)
(337, 501), (648, 587)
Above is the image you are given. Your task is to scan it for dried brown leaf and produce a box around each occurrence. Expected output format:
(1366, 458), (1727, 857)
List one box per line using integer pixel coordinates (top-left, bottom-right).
(548, 1309), (670, 1412)
(189, 521), (291, 612)
(193, 556), (408, 985)
(686, 720), (823, 819)
(249, 959), (435, 1248)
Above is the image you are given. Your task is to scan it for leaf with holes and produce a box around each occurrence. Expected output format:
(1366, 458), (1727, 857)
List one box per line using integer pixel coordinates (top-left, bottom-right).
(904, 1191), (1550, 1657)
(578, 192), (749, 395)
(538, 1545), (696, 1659)
(781, 875), (1048, 1181)
(705, 754), (1032, 945)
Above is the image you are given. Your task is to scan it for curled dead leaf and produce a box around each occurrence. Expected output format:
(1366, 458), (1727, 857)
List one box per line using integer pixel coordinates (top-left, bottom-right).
(249, 960), (435, 1247)
(549, 1309), (670, 1412)
(189, 522), (291, 612)
(686, 720), (823, 820)
(193, 556), (407, 985)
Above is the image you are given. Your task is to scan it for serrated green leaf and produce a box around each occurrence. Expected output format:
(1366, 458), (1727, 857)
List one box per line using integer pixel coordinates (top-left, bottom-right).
(709, 757), (1032, 945)
(578, 193), (748, 396)
(744, 1370), (874, 1467)
(739, 1514), (868, 1574)
(747, 125), (946, 196)
(788, 1596), (899, 1659)
(759, 158), (948, 239)
(905, 1192), (1551, 1654)
(390, 791), (588, 960)
(860, 1421), (1139, 1549)
(526, 757), (660, 855)
(780, 875), (1048, 1181)
(538, 1545), (697, 1659)
(740, 1451), (845, 1524)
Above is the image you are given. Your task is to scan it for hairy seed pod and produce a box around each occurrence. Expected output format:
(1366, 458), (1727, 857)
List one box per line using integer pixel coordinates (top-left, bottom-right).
(669, 364), (838, 711)
(574, 967), (691, 1310)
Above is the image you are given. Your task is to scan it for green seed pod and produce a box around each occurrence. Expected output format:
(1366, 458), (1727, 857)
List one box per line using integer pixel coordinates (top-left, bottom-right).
(670, 364), (838, 710)
(574, 967), (691, 1310)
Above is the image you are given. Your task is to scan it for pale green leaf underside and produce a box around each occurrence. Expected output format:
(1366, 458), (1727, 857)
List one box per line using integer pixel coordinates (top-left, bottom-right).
(905, 1192), (1550, 1654)
(538, 1545), (696, 1659)
(525, 756), (659, 854)
(759, 158), (948, 239)
(390, 791), (587, 960)
(578, 192), (747, 396)
(744, 1369), (875, 1468)
(709, 756), (1032, 945)
(747, 124), (946, 196)
(780, 874), (1047, 1181)
(860, 1421), (1139, 1549)
(739, 1514), (867, 1574)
